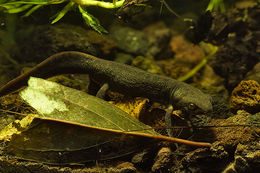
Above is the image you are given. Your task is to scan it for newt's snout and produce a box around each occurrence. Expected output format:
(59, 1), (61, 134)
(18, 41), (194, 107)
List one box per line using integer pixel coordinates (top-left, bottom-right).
(172, 83), (213, 115)
(196, 95), (213, 114)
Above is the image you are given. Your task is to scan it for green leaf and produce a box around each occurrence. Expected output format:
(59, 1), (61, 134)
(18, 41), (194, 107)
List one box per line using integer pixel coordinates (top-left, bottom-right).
(0, 0), (110, 34)
(0, 0), (65, 5)
(78, 5), (108, 34)
(23, 4), (43, 17)
(7, 4), (33, 13)
(51, 1), (75, 24)
(19, 77), (157, 135)
(0, 0), (65, 13)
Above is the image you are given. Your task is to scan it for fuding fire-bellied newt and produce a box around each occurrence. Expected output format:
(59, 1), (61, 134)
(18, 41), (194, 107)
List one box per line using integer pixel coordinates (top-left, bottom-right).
(0, 51), (213, 136)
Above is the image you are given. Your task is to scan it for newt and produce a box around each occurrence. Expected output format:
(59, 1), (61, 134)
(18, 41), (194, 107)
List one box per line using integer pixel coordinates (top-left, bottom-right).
(0, 51), (213, 136)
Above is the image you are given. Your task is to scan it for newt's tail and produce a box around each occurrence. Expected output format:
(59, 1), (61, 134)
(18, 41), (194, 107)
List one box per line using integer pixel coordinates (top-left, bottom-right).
(0, 51), (95, 97)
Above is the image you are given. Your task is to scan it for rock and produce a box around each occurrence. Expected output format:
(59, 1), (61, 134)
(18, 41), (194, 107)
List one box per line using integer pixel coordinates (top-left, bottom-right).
(109, 23), (172, 57)
(84, 30), (116, 57)
(230, 80), (260, 114)
(245, 62), (260, 83)
(222, 143), (260, 173)
(207, 5), (259, 91)
(151, 147), (174, 173)
(159, 35), (204, 79)
(143, 22), (172, 57)
(109, 26), (149, 55)
(131, 149), (155, 170)
(208, 111), (258, 149)
(246, 112), (260, 127)
(116, 162), (137, 173)
(200, 65), (226, 89)
(16, 24), (97, 62)
(208, 35), (258, 91)
(114, 53), (134, 64)
(131, 56), (165, 75)
(170, 35), (204, 64)
(235, 143), (260, 172)
(176, 142), (229, 173)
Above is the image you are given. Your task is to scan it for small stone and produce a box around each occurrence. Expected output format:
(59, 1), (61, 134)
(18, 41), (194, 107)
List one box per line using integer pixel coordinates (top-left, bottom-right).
(131, 149), (152, 167)
(116, 162), (136, 173)
(230, 80), (260, 114)
(234, 143), (260, 172)
(143, 22), (172, 57)
(109, 26), (149, 55)
(151, 147), (174, 173)
(222, 142), (260, 173)
(233, 156), (249, 172)
(114, 53), (134, 64)
(131, 56), (165, 75)
(178, 142), (229, 173)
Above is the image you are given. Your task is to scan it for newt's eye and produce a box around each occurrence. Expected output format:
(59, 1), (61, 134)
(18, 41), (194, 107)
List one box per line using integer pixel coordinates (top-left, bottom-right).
(188, 103), (197, 111)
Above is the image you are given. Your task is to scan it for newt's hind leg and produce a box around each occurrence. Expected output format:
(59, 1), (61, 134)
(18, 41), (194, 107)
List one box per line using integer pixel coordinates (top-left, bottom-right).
(96, 83), (109, 99)
(88, 79), (100, 95)
(88, 79), (109, 99)
(165, 105), (174, 137)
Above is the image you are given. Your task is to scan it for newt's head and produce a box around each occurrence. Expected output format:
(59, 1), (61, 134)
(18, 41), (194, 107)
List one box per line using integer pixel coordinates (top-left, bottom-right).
(171, 83), (213, 115)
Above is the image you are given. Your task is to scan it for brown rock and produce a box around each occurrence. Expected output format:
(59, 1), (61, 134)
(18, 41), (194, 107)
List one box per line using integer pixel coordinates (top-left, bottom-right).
(170, 35), (204, 64)
(230, 80), (260, 114)
(222, 142), (260, 173)
(152, 147), (174, 173)
(176, 142), (229, 173)
(116, 162), (136, 173)
(208, 111), (258, 149)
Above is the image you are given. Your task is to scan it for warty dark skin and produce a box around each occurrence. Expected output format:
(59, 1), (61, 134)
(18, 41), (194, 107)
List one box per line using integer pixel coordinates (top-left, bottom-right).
(0, 51), (213, 136)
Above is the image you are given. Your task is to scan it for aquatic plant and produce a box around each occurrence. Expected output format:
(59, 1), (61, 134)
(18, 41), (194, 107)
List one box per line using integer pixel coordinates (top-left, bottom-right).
(0, 0), (125, 33)
(0, 0), (228, 34)
(207, 0), (225, 13)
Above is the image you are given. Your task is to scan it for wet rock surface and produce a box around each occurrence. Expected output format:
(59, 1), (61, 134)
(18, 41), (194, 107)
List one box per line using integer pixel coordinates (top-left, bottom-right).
(109, 26), (150, 56)
(109, 22), (172, 57)
(222, 142), (260, 173)
(16, 24), (97, 63)
(151, 147), (174, 173)
(209, 37), (258, 90)
(174, 143), (229, 173)
(206, 111), (258, 149)
(230, 80), (260, 114)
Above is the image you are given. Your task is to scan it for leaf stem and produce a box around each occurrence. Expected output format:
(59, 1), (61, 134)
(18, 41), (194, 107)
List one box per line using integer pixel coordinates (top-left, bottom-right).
(72, 0), (124, 8)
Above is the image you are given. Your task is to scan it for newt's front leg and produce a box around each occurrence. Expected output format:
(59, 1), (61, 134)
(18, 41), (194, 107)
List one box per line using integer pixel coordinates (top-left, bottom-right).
(165, 105), (174, 137)
(165, 106), (195, 137)
(96, 83), (109, 99)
